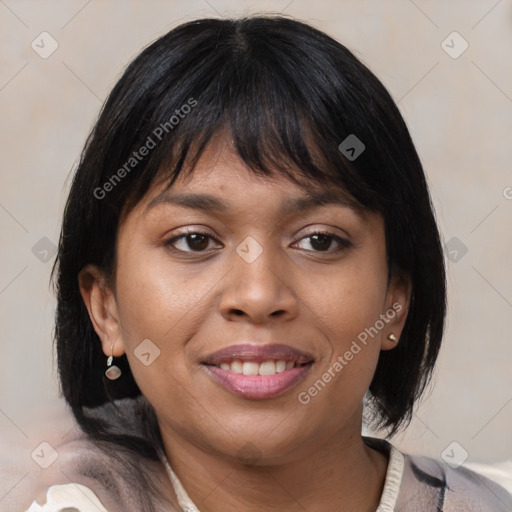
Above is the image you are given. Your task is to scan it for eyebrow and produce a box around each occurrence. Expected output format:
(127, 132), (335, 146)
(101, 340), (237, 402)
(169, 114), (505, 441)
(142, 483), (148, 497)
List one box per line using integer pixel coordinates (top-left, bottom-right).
(144, 189), (362, 218)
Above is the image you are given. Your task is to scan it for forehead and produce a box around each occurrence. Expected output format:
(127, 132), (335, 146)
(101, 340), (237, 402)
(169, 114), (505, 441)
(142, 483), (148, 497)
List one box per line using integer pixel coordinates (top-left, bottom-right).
(140, 134), (361, 215)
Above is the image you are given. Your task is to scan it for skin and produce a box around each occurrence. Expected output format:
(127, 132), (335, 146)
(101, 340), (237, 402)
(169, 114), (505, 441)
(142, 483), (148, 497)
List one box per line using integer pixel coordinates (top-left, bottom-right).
(79, 135), (411, 511)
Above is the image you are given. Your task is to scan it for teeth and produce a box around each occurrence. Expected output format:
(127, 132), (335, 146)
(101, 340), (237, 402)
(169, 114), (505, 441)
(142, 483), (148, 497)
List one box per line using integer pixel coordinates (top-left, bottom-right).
(231, 360), (243, 374)
(258, 361), (275, 375)
(242, 361), (259, 375)
(275, 361), (286, 373)
(217, 359), (297, 375)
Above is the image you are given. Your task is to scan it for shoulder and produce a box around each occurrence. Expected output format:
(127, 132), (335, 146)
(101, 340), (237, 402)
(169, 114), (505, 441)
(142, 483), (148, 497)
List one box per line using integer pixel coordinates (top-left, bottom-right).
(25, 482), (108, 512)
(23, 434), (133, 512)
(22, 429), (178, 512)
(398, 450), (512, 511)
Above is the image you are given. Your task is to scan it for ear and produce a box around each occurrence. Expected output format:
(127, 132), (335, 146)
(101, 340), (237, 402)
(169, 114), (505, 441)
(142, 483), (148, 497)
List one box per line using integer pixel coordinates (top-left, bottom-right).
(78, 264), (126, 358)
(381, 271), (411, 351)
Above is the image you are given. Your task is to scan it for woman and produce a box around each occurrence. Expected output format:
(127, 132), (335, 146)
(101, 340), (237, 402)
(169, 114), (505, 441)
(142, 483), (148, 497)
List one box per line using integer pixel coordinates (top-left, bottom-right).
(25, 15), (512, 512)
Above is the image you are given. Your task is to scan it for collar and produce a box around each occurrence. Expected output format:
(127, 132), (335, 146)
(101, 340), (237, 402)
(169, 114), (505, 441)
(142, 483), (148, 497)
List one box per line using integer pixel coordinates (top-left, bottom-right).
(157, 436), (405, 512)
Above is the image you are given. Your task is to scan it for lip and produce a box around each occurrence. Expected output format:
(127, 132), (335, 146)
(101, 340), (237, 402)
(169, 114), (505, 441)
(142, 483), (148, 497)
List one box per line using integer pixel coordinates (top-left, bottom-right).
(202, 343), (314, 365)
(201, 343), (314, 399)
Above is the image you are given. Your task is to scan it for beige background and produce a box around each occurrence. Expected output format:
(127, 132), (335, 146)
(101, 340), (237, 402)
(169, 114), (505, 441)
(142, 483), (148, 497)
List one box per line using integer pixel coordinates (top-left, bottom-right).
(1, 0), (511, 507)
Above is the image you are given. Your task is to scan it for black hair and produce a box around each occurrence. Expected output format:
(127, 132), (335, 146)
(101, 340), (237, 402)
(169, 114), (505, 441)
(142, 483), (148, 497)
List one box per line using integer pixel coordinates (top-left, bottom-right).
(51, 15), (446, 508)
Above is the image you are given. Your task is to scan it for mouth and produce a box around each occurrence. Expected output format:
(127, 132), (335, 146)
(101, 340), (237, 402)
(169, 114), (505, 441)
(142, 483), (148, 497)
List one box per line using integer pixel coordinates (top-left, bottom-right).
(204, 359), (312, 375)
(201, 344), (314, 399)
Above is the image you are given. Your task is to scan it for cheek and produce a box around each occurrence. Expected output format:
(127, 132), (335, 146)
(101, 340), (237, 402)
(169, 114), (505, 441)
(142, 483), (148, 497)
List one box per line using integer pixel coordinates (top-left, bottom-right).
(312, 251), (388, 346)
(114, 245), (212, 344)
(113, 244), (221, 394)
(302, 249), (388, 400)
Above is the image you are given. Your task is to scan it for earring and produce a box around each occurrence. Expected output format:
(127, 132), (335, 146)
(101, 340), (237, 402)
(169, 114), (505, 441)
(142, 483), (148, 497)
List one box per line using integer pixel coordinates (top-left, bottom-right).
(387, 333), (398, 342)
(105, 344), (122, 380)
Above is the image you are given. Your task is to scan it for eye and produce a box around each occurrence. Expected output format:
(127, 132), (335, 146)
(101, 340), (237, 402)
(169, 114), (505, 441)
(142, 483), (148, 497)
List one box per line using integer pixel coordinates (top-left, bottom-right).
(165, 230), (221, 253)
(293, 230), (351, 253)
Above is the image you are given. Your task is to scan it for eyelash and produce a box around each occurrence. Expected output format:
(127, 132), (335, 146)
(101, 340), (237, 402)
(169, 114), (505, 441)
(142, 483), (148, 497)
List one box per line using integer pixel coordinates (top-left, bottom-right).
(164, 228), (352, 255)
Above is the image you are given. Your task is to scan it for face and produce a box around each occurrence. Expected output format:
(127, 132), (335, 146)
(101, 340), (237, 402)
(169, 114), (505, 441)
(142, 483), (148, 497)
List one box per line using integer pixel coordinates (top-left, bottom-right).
(80, 135), (409, 465)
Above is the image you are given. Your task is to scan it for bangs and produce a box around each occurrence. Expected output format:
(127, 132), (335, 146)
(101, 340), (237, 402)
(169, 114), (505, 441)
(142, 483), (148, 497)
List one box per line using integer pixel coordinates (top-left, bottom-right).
(101, 17), (384, 219)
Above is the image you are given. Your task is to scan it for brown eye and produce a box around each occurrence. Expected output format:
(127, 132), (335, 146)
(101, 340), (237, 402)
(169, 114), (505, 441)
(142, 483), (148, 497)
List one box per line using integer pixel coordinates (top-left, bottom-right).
(310, 233), (334, 251)
(165, 231), (220, 253)
(294, 231), (351, 253)
(184, 233), (209, 251)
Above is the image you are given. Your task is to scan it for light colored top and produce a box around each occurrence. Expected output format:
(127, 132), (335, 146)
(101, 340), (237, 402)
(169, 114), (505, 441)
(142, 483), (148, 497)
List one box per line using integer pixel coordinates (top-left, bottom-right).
(20, 394), (512, 511)
(26, 444), (405, 512)
(23, 425), (512, 512)
(25, 482), (108, 512)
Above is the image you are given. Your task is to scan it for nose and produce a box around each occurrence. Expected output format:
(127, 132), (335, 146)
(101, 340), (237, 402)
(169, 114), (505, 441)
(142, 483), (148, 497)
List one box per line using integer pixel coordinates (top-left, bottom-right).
(219, 243), (300, 324)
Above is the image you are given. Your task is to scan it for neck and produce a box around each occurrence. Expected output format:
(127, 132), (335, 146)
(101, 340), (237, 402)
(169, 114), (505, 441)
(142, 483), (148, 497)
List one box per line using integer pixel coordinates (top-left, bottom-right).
(159, 427), (388, 512)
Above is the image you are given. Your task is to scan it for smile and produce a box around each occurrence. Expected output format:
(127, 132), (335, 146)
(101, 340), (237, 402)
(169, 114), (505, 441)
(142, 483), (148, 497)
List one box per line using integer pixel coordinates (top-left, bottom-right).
(201, 343), (314, 399)
(214, 359), (299, 375)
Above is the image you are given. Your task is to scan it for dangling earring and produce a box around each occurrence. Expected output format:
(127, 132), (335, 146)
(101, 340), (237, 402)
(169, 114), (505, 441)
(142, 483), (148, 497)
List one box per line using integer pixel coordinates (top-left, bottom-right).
(105, 344), (122, 380)
(387, 333), (398, 343)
